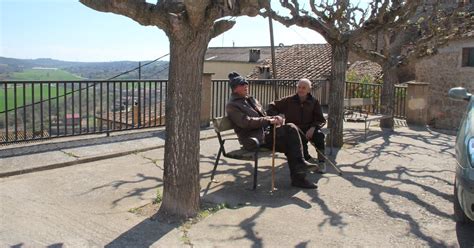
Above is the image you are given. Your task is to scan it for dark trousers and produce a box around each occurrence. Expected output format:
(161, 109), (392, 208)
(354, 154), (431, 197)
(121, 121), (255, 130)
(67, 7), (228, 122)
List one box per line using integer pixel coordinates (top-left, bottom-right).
(263, 123), (307, 177)
(299, 128), (325, 161)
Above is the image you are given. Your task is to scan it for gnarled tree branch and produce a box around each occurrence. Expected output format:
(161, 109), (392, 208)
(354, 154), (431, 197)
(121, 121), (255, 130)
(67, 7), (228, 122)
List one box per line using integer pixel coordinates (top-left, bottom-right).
(184, 0), (211, 29)
(80, 0), (170, 30)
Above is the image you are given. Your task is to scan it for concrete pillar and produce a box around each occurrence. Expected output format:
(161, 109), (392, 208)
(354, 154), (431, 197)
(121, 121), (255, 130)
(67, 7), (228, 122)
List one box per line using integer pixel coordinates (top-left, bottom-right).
(201, 73), (214, 128)
(406, 82), (430, 125)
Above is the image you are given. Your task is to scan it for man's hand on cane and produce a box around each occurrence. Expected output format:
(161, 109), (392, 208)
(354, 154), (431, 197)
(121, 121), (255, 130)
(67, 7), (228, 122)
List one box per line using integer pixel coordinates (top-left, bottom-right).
(269, 115), (284, 192)
(269, 115), (284, 127)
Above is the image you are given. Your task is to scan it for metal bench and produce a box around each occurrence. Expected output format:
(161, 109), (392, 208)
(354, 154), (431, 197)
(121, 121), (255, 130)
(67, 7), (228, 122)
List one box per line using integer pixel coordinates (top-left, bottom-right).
(344, 98), (392, 139)
(211, 116), (271, 190)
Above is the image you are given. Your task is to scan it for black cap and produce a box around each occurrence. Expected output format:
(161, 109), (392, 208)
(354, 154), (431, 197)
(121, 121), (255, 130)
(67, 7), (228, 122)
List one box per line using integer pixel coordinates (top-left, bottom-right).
(228, 71), (248, 89)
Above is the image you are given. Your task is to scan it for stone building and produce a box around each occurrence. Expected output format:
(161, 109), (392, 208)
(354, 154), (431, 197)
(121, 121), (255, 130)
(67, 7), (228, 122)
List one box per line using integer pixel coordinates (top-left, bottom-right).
(415, 32), (474, 129)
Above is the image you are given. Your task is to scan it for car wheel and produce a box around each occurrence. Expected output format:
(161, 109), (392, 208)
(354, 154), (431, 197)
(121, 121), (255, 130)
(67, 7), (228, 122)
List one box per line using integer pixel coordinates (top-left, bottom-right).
(454, 182), (473, 224)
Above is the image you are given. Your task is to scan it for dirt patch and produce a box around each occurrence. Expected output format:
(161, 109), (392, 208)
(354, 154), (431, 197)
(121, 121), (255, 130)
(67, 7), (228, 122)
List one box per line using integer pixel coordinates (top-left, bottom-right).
(129, 202), (161, 217)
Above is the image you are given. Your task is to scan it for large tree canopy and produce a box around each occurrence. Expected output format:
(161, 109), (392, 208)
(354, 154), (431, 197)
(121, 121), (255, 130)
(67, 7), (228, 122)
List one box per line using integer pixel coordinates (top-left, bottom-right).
(80, 0), (269, 38)
(261, 0), (419, 147)
(349, 2), (473, 129)
(80, 0), (270, 219)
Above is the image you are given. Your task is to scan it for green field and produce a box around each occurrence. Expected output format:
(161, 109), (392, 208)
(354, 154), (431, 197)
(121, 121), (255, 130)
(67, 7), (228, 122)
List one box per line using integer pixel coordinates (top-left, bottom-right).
(10, 68), (82, 81)
(0, 69), (81, 112)
(1, 68), (164, 113)
(0, 85), (66, 112)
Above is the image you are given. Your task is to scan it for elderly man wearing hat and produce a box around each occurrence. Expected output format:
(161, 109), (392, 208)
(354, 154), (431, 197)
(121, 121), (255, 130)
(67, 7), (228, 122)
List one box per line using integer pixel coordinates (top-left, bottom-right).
(225, 72), (322, 189)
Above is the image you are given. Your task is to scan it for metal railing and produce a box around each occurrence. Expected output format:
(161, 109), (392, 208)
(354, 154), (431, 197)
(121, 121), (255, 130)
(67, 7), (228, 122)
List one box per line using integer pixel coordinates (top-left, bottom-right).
(345, 81), (407, 118)
(211, 79), (328, 119)
(394, 85), (407, 118)
(1, 80), (167, 144)
(1, 79), (407, 145)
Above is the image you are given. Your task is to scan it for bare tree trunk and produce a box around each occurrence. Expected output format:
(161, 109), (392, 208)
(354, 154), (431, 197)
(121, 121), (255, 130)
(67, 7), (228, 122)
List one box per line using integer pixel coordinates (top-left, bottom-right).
(327, 43), (348, 148)
(158, 32), (209, 219)
(380, 60), (398, 129)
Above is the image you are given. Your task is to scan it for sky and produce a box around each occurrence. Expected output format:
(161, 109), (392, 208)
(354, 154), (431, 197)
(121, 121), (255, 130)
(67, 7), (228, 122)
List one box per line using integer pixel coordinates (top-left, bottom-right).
(0, 0), (327, 62)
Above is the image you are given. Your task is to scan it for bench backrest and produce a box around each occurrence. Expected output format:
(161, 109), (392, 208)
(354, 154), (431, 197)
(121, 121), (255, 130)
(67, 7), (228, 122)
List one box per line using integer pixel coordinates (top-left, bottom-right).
(212, 117), (234, 133)
(344, 98), (374, 107)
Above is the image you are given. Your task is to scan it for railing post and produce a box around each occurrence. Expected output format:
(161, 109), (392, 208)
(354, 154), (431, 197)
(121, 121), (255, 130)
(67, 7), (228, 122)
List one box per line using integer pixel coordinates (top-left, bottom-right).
(273, 80), (279, 100)
(133, 102), (139, 127)
(406, 82), (430, 125)
(201, 73), (214, 128)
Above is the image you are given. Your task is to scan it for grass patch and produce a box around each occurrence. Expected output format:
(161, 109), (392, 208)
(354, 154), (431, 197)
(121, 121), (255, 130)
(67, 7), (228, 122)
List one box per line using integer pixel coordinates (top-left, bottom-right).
(180, 202), (229, 246)
(10, 69), (82, 81)
(0, 84), (75, 112)
(0, 69), (80, 112)
(195, 202), (229, 220)
(61, 151), (79, 158)
(127, 199), (230, 246)
(153, 189), (162, 204)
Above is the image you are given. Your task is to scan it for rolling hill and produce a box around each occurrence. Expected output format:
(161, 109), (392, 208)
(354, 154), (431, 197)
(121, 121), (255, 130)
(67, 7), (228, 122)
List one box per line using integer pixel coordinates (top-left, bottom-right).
(0, 57), (169, 81)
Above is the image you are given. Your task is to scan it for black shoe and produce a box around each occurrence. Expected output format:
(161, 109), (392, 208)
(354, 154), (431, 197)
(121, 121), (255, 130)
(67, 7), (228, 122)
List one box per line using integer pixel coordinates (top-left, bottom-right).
(318, 161), (327, 174)
(296, 161), (321, 173)
(291, 178), (318, 189)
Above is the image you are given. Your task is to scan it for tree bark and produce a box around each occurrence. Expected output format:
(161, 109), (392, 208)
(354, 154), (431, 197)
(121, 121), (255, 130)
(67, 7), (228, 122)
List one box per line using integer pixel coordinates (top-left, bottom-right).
(380, 60), (398, 129)
(158, 31), (210, 219)
(327, 43), (348, 148)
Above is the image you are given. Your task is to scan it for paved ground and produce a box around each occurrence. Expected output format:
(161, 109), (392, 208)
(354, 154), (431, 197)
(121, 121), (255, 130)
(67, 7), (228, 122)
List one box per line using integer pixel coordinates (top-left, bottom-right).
(1, 122), (473, 247)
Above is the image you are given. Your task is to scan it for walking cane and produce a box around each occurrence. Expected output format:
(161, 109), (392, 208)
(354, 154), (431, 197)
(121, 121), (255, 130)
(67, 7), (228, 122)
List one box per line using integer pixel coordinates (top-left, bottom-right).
(297, 128), (344, 176)
(312, 144), (343, 176)
(271, 123), (276, 191)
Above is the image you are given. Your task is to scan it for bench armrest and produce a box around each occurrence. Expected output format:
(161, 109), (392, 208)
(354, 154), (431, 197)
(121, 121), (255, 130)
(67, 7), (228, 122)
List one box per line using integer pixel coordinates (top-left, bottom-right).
(247, 137), (261, 152)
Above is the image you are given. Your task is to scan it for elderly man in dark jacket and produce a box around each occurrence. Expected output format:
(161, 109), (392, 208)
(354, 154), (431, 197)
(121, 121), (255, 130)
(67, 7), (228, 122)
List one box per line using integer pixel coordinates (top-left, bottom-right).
(267, 78), (327, 171)
(225, 72), (321, 189)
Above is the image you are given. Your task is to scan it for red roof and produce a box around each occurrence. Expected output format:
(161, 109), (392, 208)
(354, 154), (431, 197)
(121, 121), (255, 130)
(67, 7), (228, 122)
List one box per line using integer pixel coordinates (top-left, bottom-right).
(65, 114), (80, 119)
(248, 44), (332, 80)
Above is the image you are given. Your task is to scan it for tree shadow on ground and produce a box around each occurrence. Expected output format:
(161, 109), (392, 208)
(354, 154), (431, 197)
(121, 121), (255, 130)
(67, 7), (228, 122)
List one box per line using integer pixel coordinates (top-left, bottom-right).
(330, 125), (459, 247)
(94, 125), (459, 247)
(77, 171), (173, 247)
(78, 172), (163, 207)
(199, 124), (460, 247)
(101, 156), (327, 247)
(105, 218), (179, 248)
(199, 154), (346, 247)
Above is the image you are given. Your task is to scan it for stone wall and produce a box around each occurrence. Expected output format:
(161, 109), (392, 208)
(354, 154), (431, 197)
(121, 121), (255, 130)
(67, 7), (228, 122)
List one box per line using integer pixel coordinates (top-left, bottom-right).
(415, 38), (474, 130)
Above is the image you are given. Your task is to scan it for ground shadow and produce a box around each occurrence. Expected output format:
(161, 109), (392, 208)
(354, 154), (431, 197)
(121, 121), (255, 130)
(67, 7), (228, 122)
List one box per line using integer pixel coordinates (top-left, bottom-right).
(105, 218), (179, 248)
(78, 172), (162, 207)
(75, 169), (174, 247)
(329, 125), (457, 247)
(86, 124), (458, 247)
(195, 123), (458, 246)
(199, 152), (346, 247)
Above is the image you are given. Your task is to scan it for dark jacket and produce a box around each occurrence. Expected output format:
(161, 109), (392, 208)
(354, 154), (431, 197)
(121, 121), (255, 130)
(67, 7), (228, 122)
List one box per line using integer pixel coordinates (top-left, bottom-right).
(226, 93), (272, 149)
(267, 93), (326, 131)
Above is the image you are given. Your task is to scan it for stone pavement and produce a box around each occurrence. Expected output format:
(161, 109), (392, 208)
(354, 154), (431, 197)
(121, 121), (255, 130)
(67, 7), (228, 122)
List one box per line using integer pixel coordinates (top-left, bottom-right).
(1, 122), (473, 247)
(0, 126), (218, 178)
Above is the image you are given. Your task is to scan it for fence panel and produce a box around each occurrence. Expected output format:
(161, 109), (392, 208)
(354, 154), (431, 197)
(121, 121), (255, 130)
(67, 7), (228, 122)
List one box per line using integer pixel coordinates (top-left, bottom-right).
(211, 79), (327, 119)
(1, 78), (406, 145)
(345, 81), (407, 118)
(394, 85), (407, 118)
(1, 80), (167, 145)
